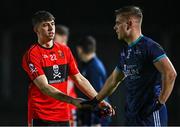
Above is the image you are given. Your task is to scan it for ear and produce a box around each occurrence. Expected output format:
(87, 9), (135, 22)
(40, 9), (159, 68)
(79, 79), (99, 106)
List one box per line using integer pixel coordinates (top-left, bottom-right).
(126, 20), (132, 30)
(76, 46), (80, 52)
(33, 26), (38, 33)
(77, 46), (84, 53)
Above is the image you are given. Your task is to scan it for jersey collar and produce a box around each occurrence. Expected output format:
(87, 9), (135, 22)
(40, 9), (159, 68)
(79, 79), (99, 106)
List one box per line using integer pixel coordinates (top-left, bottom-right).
(129, 35), (143, 47)
(37, 42), (54, 49)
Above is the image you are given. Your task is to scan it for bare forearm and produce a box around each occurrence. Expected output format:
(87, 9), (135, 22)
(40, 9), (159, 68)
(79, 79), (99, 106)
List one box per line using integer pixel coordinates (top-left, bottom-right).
(33, 75), (80, 107)
(96, 70), (125, 101)
(76, 77), (98, 99)
(153, 57), (177, 104)
(96, 76), (117, 101)
(41, 85), (74, 104)
(96, 78), (116, 101)
(159, 73), (177, 103)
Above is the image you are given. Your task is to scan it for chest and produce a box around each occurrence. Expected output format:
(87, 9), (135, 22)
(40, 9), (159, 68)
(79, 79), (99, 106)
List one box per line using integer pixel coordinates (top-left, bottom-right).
(121, 47), (144, 64)
(120, 47), (146, 79)
(40, 49), (68, 67)
(38, 48), (69, 84)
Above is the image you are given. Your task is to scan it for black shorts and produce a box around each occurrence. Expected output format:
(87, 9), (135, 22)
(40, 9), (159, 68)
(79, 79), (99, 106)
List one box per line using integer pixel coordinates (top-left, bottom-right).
(32, 119), (70, 126)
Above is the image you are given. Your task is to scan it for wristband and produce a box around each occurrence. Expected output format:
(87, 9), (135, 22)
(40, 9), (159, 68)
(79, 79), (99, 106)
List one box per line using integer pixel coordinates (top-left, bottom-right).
(91, 97), (100, 105)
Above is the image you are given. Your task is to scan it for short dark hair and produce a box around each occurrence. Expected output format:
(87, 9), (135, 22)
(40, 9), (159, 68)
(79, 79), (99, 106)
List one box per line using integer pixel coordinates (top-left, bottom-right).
(115, 6), (143, 20)
(32, 10), (55, 27)
(56, 25), (69, 36)
(77, 35), (96, 54)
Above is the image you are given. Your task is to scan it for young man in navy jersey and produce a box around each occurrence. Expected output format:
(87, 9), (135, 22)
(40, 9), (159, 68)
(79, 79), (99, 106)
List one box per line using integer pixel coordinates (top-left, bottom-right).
(86, 6), (177, 126)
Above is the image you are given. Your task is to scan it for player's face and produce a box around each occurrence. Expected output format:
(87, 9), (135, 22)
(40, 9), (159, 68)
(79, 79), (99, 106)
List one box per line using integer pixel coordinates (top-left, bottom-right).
(114, 15), (128, 40)
(54, 34), (68, 45)
(76, 47), (85, 62)
(36, 20), (55, 42)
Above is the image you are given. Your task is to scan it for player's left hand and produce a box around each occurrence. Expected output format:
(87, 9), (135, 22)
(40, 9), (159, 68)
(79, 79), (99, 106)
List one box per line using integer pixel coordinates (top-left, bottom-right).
(98, 100), (115, 117)
(80, 97), (99, 109)
(80, 97), (115, 117)
(154, 98), (164, 111)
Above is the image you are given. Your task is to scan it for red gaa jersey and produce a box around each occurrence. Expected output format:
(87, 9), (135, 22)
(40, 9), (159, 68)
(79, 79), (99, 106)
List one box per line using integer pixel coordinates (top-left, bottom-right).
(22, 42), (79, 124)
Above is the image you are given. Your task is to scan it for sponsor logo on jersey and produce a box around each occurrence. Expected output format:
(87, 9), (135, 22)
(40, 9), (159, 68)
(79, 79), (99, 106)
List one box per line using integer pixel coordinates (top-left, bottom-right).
(134, 50), (141, 55)
(42, 54), (49, 59)
(43, 64), (68, 84)
(123, 64), (140, 80)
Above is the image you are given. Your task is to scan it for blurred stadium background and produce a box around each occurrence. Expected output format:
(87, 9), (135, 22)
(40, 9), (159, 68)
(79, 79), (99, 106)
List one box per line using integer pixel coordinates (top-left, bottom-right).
(0, 0), (179, 126)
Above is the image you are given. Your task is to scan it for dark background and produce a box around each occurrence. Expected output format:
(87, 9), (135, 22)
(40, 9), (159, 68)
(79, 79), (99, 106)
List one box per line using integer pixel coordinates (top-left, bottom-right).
(0, 0), (179, 126)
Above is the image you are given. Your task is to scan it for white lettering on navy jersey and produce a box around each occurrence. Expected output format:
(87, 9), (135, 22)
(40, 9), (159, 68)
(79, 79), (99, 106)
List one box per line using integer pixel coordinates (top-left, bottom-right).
(123, 64), (140, 80)
(127, 49), (132, 59)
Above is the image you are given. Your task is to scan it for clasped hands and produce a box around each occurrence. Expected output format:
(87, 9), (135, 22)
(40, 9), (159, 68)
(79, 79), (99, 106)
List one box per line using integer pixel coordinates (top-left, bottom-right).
(76, 97), (115, 118)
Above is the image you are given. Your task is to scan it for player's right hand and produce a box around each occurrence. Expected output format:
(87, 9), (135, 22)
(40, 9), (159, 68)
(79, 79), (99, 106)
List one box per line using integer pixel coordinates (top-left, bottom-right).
(80, 97), (100, 109)
(72, 98), (86, 108)
(140, 97), (164, 117)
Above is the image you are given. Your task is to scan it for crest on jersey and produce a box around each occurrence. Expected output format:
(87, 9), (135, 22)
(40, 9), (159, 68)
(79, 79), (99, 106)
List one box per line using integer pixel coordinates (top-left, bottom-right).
(58, 50), (64, 58)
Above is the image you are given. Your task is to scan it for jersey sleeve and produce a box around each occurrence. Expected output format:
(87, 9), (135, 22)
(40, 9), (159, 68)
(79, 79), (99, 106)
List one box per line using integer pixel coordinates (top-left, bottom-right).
(22, 50), (44, 81)
(66, 47), (79, 76)
(147, 42), (167, 63)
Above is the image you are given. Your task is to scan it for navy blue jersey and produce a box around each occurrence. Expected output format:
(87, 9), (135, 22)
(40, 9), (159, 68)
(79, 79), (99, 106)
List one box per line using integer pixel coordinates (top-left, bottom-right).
(81, 56), (107, 92)
(116, 35), (166, 118)
(78, 56), (111, 125)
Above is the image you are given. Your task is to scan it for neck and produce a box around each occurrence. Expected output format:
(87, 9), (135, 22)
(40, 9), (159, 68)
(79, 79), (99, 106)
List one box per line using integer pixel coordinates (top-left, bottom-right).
(83, 53), (96, 62)
(125, 29), (142, 45)
(38, 40), (54, 48)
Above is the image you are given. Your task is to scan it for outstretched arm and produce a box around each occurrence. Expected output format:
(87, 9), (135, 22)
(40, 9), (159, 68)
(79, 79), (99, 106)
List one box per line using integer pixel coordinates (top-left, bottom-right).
(96, 68), (126, 101)
(33, 75), (82, 107)
(71, 73), (98, 99)
(71, 72), (117, 116)
(154, 57), (177, 104)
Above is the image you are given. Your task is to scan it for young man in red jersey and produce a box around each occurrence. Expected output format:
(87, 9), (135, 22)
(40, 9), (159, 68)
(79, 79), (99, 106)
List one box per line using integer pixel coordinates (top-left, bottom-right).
(22, 11), (113, 126)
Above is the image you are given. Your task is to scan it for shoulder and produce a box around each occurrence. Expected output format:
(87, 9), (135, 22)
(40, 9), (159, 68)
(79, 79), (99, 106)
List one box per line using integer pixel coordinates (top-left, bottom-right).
(91, 57), (106, 71)
(22, 44), (39, 63)
(22, 44), (43, 62)
(142, 36), (161, 47)
(26, 44), (40, 54)
(23, 44), (39, 57)
(139, 36), (163, 52)
(94, 57), (104, 66)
